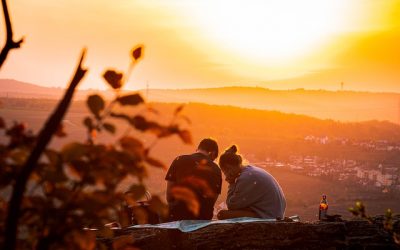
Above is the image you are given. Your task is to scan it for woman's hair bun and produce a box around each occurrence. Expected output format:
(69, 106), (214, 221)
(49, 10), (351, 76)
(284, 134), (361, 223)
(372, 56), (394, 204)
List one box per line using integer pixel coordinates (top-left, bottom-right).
(225, 145), (237, 154)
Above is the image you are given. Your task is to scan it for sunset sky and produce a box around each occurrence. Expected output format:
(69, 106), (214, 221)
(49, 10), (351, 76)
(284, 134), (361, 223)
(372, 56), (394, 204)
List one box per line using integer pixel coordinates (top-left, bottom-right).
(0, 0), (399, 92)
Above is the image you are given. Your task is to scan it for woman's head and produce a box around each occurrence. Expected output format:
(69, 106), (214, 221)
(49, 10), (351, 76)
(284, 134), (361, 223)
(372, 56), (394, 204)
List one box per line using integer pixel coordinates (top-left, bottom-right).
(219, 145), (242, 182)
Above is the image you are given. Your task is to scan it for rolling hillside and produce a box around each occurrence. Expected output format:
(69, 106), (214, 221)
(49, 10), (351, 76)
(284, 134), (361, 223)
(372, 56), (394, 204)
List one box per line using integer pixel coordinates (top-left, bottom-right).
(2, 78), (400, 123)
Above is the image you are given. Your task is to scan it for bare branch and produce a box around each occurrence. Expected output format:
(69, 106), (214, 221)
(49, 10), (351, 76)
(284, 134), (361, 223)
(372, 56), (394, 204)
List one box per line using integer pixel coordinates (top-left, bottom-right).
(0, 0), (24, 69)
(4, 49), (88, 250)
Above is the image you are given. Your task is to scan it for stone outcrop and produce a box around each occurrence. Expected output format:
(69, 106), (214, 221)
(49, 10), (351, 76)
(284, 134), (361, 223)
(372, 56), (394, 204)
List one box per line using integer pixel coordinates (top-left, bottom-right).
(100, 216), (400, 249)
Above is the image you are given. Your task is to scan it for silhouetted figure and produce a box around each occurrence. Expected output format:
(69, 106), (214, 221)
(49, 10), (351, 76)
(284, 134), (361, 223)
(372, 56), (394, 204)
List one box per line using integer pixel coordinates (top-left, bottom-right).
(217, 145), (286, 220)
(165, 138), (222, 221)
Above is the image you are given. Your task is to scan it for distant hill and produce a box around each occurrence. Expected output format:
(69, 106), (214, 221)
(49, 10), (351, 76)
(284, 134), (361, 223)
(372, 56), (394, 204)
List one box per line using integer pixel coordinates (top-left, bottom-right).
(0, 79), (113, 100)
(146, 87), (400, 123)
(0, 79), (65, 98)
(2, 78), (400, 123)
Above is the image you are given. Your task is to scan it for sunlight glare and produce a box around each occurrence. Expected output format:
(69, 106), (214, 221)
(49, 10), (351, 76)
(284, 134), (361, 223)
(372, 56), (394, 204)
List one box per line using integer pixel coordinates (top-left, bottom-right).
(181, 0), (355, 65)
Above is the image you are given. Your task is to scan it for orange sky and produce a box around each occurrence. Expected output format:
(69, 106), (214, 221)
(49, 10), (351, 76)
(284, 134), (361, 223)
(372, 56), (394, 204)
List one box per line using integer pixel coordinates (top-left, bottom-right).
(0, 0), (399, 92)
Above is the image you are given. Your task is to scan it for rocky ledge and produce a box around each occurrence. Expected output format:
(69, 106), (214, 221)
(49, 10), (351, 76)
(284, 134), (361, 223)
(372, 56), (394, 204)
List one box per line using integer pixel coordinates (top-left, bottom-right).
(100, 216), (400, 249)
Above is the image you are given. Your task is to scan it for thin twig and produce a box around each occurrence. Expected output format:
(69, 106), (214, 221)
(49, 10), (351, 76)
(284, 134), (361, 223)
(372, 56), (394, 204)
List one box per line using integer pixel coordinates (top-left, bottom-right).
(4, 49), (88, 250)
(0, 0), (24, 69)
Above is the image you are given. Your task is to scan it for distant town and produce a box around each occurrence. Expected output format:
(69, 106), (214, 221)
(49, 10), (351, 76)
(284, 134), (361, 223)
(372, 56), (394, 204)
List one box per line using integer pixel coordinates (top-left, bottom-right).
(250, 135), (400, 193)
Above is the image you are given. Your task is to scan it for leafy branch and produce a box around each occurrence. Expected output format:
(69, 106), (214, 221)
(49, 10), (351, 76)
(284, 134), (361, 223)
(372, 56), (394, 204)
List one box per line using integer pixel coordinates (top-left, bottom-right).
(0, 0), (23, 69)
(4, 50), (88, 250)
(349, 201), (400, 245)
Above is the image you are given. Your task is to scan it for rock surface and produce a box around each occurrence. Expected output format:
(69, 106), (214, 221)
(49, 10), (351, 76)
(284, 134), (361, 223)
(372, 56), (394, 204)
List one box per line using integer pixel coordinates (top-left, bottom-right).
(100, 216), (400, 249)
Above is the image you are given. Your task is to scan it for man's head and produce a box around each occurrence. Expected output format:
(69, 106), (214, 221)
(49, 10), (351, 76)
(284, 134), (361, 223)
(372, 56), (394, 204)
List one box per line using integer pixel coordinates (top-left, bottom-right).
(197, 138), (219, 161)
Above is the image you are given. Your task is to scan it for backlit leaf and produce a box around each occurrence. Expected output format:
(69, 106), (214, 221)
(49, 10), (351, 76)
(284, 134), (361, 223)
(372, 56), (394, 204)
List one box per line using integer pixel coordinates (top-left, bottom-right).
(87, 94), (105, 118)
(65, 164), (83, 181)
(126, 184), (146, 201)
(10, 148), (29, 165)
(145, 156), (167, 169)
(103, 123), (116, 134)
(103, 70), (123, 89)
(178, 130), (192, 144)
(148, 196), (168, 218)
(174, 104), (185, 115)
(131, 115), (148, 131)
(83, 116), (94, 130)
(131, 45), (143, 61)
(45, 149), (61, 167)
(117, 93), (144, 106)
(182, 176), (215, 198)
(110, 112), (131, 124)
(55, 123), (67, 137)
(61, 142), (87, 162)
(119, 136), (144, 153)
(171, 186), (199, 217)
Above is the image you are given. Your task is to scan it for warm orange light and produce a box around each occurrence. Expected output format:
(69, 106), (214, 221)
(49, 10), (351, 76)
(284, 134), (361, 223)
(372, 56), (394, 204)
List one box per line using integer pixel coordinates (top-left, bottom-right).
(178, 0), (357, 65)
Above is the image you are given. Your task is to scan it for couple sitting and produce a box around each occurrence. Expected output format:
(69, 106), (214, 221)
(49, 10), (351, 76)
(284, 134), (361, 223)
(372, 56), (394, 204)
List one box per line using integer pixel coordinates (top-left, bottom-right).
(165, 138), (286, 221)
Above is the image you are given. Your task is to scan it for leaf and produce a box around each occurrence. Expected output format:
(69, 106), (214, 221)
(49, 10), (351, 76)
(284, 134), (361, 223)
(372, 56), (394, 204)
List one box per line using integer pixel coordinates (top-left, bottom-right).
(147, 105), (159, 115)
(103, 70), (124, 89)
(126, 184), (146, 201)
(117, 93), (144, 106)
(148, 195), (168, 218)
(103, 123), (116, 134)
(61, 142), (87, 162)
(171, 186), (200, 217)
(45, 149), (61, 167)
(65, 164), (83, 181)
(178, 130), (192, 144)
(348, 207), (359, 216)
(131, 45), (143, 61)
(110, 112), (131, 123)
(119, 136), (144, 153)
(131, 115), (148, 131)
(83, 116), (94, 130)
(9, 149), (29, 165)
(145, 156), (167, 169)
(174, 104), (185, 115)
(0, 117), (5, 129)
(87, 94), (105, 118)
(55, 123), (67, 137)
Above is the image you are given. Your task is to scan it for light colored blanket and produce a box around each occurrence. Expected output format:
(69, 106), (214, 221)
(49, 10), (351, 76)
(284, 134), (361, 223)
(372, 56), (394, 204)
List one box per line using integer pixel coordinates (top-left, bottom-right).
(128, 217), (277, 233)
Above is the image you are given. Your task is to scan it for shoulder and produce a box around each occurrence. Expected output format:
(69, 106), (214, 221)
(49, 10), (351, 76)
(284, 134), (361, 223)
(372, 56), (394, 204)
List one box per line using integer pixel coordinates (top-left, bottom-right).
(240, 165), (267, 180)
(210, 161), (222, 175)
(172, 154), (194, 163)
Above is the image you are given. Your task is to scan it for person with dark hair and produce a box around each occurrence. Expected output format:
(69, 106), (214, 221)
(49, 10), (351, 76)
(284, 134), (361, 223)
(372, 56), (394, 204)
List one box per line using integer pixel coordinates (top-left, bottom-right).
(165, 138), (222, 221)
(217, 145), (286, 220)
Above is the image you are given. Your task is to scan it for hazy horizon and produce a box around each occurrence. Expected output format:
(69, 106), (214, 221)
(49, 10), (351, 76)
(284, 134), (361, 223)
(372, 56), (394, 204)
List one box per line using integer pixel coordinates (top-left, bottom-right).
(3, 78), (400, 95)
